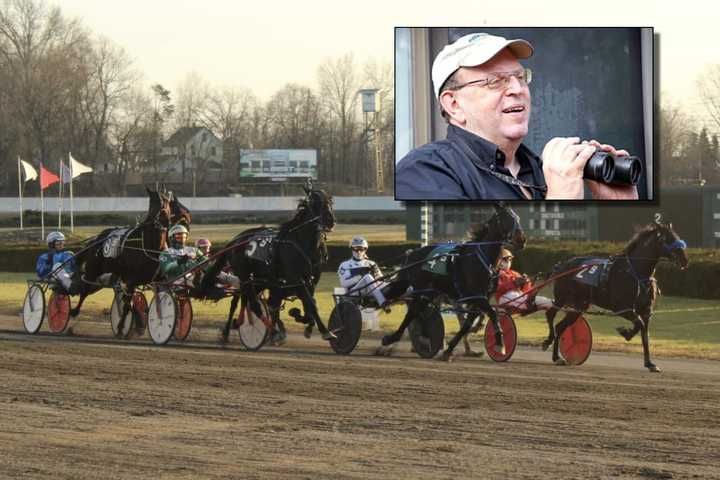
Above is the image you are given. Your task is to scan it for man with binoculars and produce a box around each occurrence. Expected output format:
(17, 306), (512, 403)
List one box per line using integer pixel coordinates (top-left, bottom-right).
(396, 32), (640, 200)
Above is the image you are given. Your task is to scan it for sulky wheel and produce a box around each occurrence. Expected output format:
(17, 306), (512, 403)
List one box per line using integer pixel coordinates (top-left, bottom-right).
(47, 291), (71, 334)
(173, 296), (193, 341)
(408, 304), (445, 359)
(22, 284), (46, 334)
(110, 291), (134, 339)
(328, 301), (363, 355)
(238, 299), (272, 351)
(484, 313), (518, 362)
(559, 315), (593, 366)
(148, 288), (177, 345)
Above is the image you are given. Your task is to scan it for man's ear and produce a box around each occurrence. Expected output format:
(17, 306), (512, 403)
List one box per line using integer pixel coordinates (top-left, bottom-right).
(439, 90), (466, 125)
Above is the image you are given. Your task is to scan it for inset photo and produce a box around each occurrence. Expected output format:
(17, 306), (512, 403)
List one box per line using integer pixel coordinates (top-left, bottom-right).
(395, 27), (654, 201)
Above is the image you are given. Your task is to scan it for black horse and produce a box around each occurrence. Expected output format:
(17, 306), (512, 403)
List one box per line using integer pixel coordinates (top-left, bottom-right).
(544, 218), (689, 372)
(70, 189), (172, 330)
(377, 203), (526, 361)
(202, 183), (336, 342)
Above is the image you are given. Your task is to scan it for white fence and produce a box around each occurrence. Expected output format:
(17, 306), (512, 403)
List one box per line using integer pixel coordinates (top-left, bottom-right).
(0, 196), (403, 213)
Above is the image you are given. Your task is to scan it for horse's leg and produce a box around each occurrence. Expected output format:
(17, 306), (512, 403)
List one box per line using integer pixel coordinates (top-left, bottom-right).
(219, 293), (240, 345)
(116, 289), (133, 339)
(618, 311), (657, 372)
(268, 292), (287, 345)
(616, 311), (642, 341)
(542, 305), (559, 351)
(460, 312), (483, 357)
(441, 299), (490, 361)
(375, 300), (417, 356)
(551, 311), (580, 365)
(298, 284), (334, 340)
(640, 313), (659, 372)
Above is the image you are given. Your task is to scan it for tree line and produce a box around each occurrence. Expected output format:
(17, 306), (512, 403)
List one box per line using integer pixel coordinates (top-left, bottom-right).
(660, 65), (720, 188)
(0, 0), (393, 197)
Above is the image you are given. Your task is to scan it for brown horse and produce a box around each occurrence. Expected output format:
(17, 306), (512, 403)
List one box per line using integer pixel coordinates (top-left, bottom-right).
(545, 218), (689, 372)
(70, 189), (172, 332)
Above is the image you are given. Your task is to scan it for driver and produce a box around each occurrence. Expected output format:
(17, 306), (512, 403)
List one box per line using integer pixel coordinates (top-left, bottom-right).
(495, 248), (552, 312)
(160, 226), (239, 289)
(36, 231), (77, 294)
(338, 236), (390, 312)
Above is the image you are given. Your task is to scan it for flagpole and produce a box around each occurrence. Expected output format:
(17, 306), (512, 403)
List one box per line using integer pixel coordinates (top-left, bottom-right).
(58, 158), (63, 230)
(17, 157), (23, 230)
(69, 152), (74, 232)
(40, 161), (45, 241)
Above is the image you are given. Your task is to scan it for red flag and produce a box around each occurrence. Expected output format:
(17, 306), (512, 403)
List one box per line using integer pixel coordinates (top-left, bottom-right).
(40, 165), (60, 190)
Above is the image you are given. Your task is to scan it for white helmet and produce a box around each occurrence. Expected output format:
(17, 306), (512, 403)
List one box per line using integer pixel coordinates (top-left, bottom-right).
(349, 236), (368, 249)
(350, 236), (368, 260)
(169, 224), (189, 237)
(46, 231), (65, 246)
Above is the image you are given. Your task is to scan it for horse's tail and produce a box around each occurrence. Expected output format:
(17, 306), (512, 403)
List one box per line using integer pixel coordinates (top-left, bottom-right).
(200, 251), (228, 292)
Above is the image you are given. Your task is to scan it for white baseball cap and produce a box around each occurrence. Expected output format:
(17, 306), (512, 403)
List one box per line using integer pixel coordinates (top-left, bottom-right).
(432, 32), (534, 98)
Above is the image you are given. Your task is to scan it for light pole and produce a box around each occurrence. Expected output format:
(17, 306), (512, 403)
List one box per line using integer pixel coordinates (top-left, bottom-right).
(358, 88), (383, 193)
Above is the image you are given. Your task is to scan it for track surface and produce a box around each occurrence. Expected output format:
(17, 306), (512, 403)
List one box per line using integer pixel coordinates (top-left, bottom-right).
(1, 316), (719, 479)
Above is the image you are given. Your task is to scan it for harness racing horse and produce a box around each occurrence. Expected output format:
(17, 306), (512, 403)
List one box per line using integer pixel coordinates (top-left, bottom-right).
(202, 183), (336, 342)
(168, 191), (192, 229)
(377, 203), (526, 361)
(545, 218), (689, 372)
(70, 189), (172, 330)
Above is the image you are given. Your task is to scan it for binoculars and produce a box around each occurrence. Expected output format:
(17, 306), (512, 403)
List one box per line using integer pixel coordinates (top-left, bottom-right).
(583, 151), (642, 186)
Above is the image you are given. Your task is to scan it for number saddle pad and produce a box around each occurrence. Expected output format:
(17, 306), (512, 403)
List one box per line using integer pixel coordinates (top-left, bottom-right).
(101, 228), (131, 259)
(244, 230), (276, 264)
(573, 259), (612, 287)
(420, 243), (457, 276)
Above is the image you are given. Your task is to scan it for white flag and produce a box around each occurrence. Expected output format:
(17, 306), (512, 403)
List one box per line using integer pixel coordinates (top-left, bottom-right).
(69, 153), (93, 178)
(19, 159), (38, 182)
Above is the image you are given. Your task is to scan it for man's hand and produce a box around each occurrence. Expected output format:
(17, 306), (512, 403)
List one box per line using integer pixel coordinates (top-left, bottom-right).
(177, 254), (189, 265)
(514, 275), (529, 288)
(543, 138), (639, 200)
(542, 137), (596, 200)
(584, 140), (639, 200)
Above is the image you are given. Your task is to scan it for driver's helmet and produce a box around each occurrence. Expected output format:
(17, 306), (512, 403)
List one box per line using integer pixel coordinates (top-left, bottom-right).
(349, 236), (368, 260)
(195, 238), (211, 255)
(169, 224), (189, 249)
(46, 231), (66, 249)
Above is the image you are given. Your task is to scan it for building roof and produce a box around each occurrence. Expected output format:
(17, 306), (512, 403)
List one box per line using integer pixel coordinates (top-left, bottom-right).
(164, 126), (208, 147)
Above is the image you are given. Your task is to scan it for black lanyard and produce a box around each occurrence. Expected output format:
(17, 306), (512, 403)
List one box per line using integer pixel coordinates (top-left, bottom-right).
(453, 136), (548, 195)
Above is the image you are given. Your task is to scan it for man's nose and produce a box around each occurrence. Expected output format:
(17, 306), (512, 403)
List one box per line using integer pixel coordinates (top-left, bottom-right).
(504, 75), (525, 95)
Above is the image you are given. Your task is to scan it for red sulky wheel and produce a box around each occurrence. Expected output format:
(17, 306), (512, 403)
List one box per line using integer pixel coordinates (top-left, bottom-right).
(47, 292), (71, 334)
(559, 315), (593, 366)
(484, 313), (518, 362)
(173, 296), (193, 341)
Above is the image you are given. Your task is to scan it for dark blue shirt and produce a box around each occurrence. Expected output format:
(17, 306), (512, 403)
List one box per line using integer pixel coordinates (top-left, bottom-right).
(396, 124), (547, 200)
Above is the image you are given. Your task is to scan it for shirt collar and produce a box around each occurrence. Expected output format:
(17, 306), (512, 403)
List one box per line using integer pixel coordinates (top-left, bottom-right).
(447, 124), (539, 171)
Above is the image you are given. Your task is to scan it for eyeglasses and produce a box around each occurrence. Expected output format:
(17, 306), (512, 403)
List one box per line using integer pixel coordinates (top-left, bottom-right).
(352, 247), (367, 251)
(446, 68), (532, 92)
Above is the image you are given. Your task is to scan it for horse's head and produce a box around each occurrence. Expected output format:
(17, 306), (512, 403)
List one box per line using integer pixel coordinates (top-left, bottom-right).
(303, 184), (335, 232)
(651, 217), (689, 270)
(491, 202), (526, 251)
(168, 191), (192, 229)
(144, 187), (172, 232)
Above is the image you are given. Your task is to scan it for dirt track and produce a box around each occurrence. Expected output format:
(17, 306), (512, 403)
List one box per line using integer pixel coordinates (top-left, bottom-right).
(1, 316), (719, 479)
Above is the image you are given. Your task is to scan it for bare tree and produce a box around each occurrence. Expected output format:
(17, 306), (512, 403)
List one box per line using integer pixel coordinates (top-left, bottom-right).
(199, 85), (257, 190)
(317, 54), (361, 185)
(174, 71), (209, 130)
(698, 64), (720, 132)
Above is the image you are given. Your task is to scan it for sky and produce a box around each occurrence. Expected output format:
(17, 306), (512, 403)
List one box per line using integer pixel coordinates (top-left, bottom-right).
(57, 0), (719, 127)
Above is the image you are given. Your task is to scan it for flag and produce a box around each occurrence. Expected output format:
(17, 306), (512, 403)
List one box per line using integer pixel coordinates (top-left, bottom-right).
(60, 162), (73, 184)
(40, 165), (60, 190)
(19, 159), (38, 182)
(69, 153), (93, 178)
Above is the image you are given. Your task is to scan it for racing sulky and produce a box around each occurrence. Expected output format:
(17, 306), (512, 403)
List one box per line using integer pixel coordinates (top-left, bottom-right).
(202, 181), (336, 343)
(545, 216), (689, 372)
(377, 202), (526, 361)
